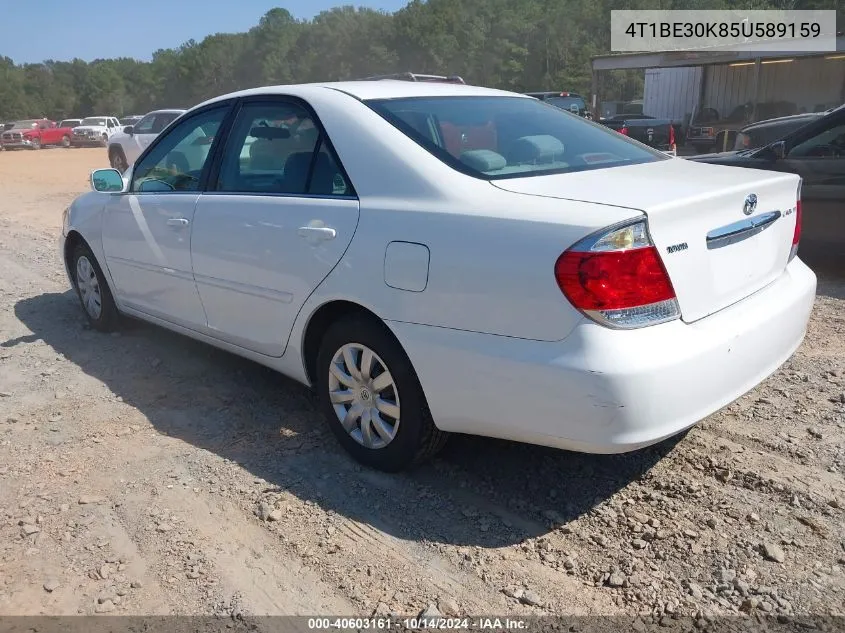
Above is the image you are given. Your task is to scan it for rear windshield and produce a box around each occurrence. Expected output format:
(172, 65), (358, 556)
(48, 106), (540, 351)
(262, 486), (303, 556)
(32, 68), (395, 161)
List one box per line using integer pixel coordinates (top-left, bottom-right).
(366, 96), (667, 180)
(545, 96), (586, 113)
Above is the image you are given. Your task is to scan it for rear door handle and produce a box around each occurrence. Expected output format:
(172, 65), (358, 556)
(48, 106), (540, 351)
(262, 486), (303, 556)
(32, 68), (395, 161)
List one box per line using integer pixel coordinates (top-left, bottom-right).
(297, 226), (337, 241)
(166, 218), (190, 228)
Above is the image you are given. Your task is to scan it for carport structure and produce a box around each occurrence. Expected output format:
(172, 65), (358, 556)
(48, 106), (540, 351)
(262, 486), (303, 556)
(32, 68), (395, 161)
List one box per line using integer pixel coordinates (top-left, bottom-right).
(591, 35), (845, 151)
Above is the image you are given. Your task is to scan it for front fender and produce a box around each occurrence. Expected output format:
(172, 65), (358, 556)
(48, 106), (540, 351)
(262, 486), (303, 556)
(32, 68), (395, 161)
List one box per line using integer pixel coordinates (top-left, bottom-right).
(64, 191), (110, 278)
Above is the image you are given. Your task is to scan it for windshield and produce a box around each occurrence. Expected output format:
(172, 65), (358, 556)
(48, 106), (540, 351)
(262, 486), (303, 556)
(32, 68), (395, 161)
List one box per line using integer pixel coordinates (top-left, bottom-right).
(546, 96), (586, 113)
(10, 120), (38, 130)
(120, 117), (140, 125)
(366, 96), (666, 180)
(81, 117), (107, 127)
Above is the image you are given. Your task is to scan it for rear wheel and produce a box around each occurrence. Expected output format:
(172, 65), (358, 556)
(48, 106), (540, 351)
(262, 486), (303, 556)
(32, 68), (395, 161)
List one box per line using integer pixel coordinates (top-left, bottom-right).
(70, 241), (120, 332)
(316, 316), (447, 472)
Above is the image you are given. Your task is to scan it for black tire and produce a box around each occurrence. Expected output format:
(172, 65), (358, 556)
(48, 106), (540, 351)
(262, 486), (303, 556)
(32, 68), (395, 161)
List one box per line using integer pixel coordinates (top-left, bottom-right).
(70, 240), (120, 332)
(61, 135), (70, 148)
(30, 138), (42, 150)
(109, 146), (128, 173)
(316, 315), (448, 472)
(100, 134), (109, 147)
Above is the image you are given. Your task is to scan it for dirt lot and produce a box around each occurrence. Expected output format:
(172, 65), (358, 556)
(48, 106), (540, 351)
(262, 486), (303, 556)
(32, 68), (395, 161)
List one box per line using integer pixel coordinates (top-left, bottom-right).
(1, 147), (844, 622)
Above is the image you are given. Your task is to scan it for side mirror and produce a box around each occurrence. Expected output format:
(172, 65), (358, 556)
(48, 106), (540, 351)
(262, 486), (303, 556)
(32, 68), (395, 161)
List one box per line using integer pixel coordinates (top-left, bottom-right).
(771, 140), (787, 160)
(124, 126), (134, 135)
(90, 168), (125, 193)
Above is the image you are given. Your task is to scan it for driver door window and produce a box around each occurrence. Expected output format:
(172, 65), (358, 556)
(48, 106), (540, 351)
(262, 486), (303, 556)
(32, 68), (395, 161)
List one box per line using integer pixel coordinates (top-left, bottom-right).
(133, 114), (156, 134)
(131, 106), (228, 193)
(788, 121), (845, 160)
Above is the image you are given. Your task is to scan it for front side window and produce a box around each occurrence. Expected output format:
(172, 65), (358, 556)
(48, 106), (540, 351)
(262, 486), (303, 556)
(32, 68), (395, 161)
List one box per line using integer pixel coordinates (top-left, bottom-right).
(788, 119), (845, 159)
(216, 101), (351, 196)
(151, 112), (181, 134)
(367, 96), (667, 180)
(131, 105), (228, 193)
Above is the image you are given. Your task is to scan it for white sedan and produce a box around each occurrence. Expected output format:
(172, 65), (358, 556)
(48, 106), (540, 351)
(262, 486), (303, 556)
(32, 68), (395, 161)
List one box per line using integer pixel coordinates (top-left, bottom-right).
(61, 80), (816, 472)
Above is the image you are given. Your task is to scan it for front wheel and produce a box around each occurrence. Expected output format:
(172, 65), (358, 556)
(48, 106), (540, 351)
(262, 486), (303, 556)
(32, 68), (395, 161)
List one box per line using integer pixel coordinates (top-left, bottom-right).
(71, 241), (120, 332)
(61, 135), (70, 148)
(100, 134), (109, 147)
(316, 316), (448, 472)
(109, 147), (128, 173)
(30, 138), (42, 150)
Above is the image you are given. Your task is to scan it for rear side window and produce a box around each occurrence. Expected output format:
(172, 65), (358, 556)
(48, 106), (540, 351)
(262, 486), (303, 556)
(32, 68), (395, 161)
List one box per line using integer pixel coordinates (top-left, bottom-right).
(367, 96), (667, 180)
(215, 101), (351, 196)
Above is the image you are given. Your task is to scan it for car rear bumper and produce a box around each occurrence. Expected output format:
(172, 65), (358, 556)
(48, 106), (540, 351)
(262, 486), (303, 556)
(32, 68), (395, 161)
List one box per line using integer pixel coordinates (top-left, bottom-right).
(388, 258), (816, 453)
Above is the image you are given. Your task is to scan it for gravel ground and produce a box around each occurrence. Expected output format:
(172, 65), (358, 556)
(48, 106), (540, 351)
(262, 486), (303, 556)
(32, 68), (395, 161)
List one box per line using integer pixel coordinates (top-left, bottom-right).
(0, 148), (843, 623)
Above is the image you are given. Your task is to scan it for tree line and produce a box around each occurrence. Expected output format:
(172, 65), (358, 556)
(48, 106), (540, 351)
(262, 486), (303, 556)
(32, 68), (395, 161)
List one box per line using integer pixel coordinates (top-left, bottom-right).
(0, 0), (838, 121)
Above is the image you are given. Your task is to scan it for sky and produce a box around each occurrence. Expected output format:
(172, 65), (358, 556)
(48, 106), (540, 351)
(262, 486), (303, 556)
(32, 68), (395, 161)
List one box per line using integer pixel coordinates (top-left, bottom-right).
(3, 0), (409, 64)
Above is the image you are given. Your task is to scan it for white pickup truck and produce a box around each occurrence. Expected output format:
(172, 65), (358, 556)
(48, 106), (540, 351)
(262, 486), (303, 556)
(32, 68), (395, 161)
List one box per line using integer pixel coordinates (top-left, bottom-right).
(107, 109), (185, 172)
(71, 116), (122, 147)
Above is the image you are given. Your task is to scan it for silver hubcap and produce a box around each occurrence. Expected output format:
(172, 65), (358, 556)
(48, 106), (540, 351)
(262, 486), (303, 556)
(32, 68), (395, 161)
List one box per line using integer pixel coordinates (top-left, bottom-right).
(76, 256), (102, 319)
(328, 343), (400, 449)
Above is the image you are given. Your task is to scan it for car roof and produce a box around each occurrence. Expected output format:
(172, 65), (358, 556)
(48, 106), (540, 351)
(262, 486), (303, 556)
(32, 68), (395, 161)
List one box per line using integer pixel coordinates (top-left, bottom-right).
(149, 109), (186, 115)
(743, 112), (822, 131)
(197, 80), (525, 109)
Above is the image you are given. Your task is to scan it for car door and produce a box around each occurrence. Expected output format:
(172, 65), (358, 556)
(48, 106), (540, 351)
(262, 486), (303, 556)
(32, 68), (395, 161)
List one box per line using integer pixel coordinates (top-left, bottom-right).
(101, 103), (232, 328)
(770, 110), (845, 251)
(190, 97), (360, 357)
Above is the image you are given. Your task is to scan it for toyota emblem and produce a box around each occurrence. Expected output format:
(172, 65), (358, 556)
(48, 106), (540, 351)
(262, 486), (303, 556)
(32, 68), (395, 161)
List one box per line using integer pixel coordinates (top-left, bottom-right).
(742, 193), (758, 216)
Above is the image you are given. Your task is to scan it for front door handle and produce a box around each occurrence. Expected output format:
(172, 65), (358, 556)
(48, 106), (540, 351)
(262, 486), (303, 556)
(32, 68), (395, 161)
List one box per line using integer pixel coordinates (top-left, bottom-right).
(166, 218), (190, 228)
(297, 226), (337, 241)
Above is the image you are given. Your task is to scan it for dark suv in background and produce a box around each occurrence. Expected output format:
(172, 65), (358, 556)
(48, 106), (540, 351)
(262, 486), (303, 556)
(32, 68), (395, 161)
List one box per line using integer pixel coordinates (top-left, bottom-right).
(525, 91), (590, 118)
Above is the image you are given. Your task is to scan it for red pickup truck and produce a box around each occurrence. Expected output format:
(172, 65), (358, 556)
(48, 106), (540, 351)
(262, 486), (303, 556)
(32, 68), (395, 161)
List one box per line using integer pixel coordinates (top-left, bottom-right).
(0, 118), (77, 150)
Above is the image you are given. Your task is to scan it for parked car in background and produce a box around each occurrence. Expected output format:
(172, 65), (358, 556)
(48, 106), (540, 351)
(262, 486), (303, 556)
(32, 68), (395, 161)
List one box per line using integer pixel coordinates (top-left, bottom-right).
(525, 91), (591, 118)
(62, 80), (814, 472)
(732, 112), (824, 152)
(59, 119), (83, 131)
(0, 118), (76, 149)
(108, 109), (185, 172)
(599, 114), (677, 155)
(687, 101), (799, 153)
(688, 104), (844, 256)
(71, 116), (122, 147)
(120, 115), (144, 127)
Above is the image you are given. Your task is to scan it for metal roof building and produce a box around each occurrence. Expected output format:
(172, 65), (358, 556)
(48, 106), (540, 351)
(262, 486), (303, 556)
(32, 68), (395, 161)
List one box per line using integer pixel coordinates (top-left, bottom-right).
(590, 35), (845, 128)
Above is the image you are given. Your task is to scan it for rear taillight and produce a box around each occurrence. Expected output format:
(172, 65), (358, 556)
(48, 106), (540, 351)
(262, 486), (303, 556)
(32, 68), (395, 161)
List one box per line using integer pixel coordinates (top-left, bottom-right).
(789, 181), (802, 262)
(619, 126), (629, 136)
(668, 125), (676, 151)
(555, 220), (681, 329)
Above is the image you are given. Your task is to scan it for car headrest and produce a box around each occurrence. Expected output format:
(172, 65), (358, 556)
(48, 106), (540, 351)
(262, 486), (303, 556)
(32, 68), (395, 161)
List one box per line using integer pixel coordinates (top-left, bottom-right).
(507, 135), (565, 164)
(459, 149), (506, 172)
(250, 126), (291, 140)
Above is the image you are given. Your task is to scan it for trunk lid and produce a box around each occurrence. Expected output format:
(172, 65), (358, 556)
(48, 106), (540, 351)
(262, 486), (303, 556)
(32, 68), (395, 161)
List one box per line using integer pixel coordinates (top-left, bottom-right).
(491, 159), (800, 323)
